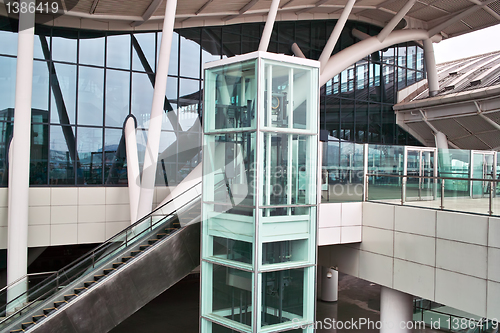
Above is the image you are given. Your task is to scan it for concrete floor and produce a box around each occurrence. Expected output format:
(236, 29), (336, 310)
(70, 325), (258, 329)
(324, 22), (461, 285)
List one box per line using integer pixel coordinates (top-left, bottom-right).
(110, 272), (442, 333)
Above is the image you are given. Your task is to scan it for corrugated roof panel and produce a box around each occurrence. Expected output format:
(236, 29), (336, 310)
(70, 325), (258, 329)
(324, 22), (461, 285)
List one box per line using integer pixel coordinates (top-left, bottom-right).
(453, 135), (491, 149)
(428, 118), (470, 139)
(406, 121), (436, 141)
(455, 115), (498, 134)
(476, 131), (500, 148)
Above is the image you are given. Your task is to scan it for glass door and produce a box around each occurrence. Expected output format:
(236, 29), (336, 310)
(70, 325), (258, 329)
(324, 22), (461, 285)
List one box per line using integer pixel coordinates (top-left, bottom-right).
(471, 151), (495, 198)
(405, 148), (437, 201)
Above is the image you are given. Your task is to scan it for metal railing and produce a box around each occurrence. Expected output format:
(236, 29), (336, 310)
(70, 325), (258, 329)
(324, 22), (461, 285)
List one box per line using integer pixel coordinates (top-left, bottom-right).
(365, 173), (499, 216)
(0, 180), (201, 331)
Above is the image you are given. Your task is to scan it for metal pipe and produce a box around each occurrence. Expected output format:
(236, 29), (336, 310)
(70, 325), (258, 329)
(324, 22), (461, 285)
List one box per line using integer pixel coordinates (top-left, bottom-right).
(490, 180), (494, 215)
(377, 0), (416, 42)
(318, 0), (356, 71)
(258, 0), (280, 52)
(137, 0), (178, 220)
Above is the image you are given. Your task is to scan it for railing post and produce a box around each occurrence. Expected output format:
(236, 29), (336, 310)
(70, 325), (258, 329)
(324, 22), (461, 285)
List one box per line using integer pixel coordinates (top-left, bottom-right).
(401, 176), (406, 206)
(440, 179), (445, 210)
(489, 180), (493, 216)
(365, 174), (369, 201)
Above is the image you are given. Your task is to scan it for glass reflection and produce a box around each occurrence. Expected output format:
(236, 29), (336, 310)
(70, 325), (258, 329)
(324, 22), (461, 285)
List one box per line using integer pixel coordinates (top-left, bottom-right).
(131, 72), (153, 127)
(32, 60), (50, 113)
(107, 34), (131, 70)
(78, 66), (104, 126)
(0, 30), (18, 56)
(105, 69), (130, 127)
(51, 63), (77, 124)
(132, 33), (156, 72)
(0, 121), (11, 186)
(52, 35), (77, 63)
(0, 56), (17, 112)
(180, 34), (200, 78)
(50, 125), (75, 184)
(104, 128), (127, 184)
(30, 124), (49, 185)
(80, 36), (105, 67)
(77, 127), (103, 184)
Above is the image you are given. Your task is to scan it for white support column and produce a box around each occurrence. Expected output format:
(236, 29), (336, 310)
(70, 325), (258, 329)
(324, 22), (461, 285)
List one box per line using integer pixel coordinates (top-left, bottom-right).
(7, 0), (35, 305)
(377, 0), (416, 43)
(318, 0), (356, 72)
(137, 0), (178, 219)
(320, 267), (338, 302)
(435, 131), (448, 150)
(258, 0), (280, 52)
(124, 116), (140, 224)
(380, 287), (413, 333)
(423, 39), (439, 97)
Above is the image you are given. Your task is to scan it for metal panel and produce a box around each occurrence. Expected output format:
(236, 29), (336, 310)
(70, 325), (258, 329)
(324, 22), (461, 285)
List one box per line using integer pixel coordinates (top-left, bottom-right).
(455, 115), (497, 134)
(428, 118), (469, 140)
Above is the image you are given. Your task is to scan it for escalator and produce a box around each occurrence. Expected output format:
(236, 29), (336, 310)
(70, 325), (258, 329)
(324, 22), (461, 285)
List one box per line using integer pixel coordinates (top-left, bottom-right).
(0, 183), (202, 333)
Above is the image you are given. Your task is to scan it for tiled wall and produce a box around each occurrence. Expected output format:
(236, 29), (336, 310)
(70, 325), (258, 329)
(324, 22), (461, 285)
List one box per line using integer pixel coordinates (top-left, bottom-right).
(318, 202), (362, 245)
(0, 186), (172, 249)
(319, 202), (500, 319)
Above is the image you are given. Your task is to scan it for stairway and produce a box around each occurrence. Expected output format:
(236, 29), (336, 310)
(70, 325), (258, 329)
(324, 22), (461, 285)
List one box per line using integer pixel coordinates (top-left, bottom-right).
(0, 186), (201, 333)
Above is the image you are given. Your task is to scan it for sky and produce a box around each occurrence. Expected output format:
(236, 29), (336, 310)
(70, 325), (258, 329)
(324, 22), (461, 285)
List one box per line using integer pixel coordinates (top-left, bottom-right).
(433, 24), (500, 64)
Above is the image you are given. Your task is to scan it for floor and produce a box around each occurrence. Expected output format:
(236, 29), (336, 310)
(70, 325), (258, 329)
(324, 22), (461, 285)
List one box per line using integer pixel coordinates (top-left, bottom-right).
(110, 272), (443, 333)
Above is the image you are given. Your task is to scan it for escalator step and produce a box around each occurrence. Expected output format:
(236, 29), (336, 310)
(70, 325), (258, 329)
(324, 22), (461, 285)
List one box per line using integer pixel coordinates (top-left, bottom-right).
(43, 308), (56, 315)
(33, 315), (47, 323)
(10, 329), (24, 333)
(156, 233), (167, 239)
(64, 294), (77, 302)
(148, 239), (158, 245)
(74, 287), (87, 294)
(84, 281), (96, 288)
(54, 301), (67, 309)
(112, 262), (125, 268)
(94, 274), (105, 281)
(164, 228), (176, 233)
(130, 250), (143, 257)
(21, 322), (35, 329)
(122, 256), (134, 262)
(103, 268), (116, 275)
(139, 245), (151, 251)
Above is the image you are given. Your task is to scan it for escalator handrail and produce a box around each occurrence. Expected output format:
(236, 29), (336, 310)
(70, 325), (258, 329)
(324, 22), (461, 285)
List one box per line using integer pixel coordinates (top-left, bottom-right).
(0, 180), (201, 319)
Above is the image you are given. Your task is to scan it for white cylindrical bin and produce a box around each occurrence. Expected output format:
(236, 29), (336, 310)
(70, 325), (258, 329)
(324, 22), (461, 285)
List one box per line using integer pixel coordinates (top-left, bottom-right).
(321, 267), (338, 302)
(380, 287), (413, 333)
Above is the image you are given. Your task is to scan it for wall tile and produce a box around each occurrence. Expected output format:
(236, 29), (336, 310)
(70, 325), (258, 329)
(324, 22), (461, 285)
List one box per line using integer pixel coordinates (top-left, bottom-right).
(437, 211), (488, 246)
(51, 206), (77, 225)
(78, 223), (105, 244)
(393, 259), (435, 301)
(341, 202), (362, 226)
(360, 226), (393, 256)
(318, 227), (341, 246)
(395, 206), (436, 237)
(51, 224), (77, 246)
(394, 232), (435, 266)
(363, 203), (394, 230)
(359, 251), (393, 288)
(51, 188), (78, 206)
(319, 203), (341, 228)
(28, 225), (50, 247)
(436, 239), (487, 279)
(29, 206), (51, 225)
(78, 188), (106, 205)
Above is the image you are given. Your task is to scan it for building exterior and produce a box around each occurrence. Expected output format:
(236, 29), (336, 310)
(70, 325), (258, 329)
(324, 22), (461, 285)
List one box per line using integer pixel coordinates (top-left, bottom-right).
(1, 0), (500, 332)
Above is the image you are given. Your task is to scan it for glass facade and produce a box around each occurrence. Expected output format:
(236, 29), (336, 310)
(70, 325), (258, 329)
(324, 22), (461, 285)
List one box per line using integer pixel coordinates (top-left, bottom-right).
(0, 17), (425, 188)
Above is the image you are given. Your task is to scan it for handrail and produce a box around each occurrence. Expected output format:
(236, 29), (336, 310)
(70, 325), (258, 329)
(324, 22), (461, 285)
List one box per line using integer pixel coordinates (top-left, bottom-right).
(366, 173), (498, 182)
(365, 173), (498, 216)
(0, 180), (201, 323)
(0, 272), (57, 294)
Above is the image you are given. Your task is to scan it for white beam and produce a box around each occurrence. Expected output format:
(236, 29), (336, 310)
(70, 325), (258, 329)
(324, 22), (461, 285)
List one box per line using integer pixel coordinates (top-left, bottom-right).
(320, 29), (429, 86)
(7, 0), (35, 306)
(423, 38), (439, 97)
(291, 42), (306, 58)
(258, 0), (280, 52)
(318, 0), (356, 72)
(377, 0), (416, 42)
(124, 117), (141, 223)
(137, 0), (178, 220)
(352, 28), (370, 40)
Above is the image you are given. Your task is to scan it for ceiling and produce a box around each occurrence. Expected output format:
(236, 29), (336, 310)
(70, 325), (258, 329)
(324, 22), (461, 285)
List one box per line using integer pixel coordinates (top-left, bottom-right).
(6, 0), (500, 35)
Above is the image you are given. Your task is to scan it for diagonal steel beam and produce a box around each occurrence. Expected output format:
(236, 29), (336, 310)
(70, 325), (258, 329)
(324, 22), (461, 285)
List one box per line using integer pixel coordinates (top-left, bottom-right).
(224, 0), (260, 21)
